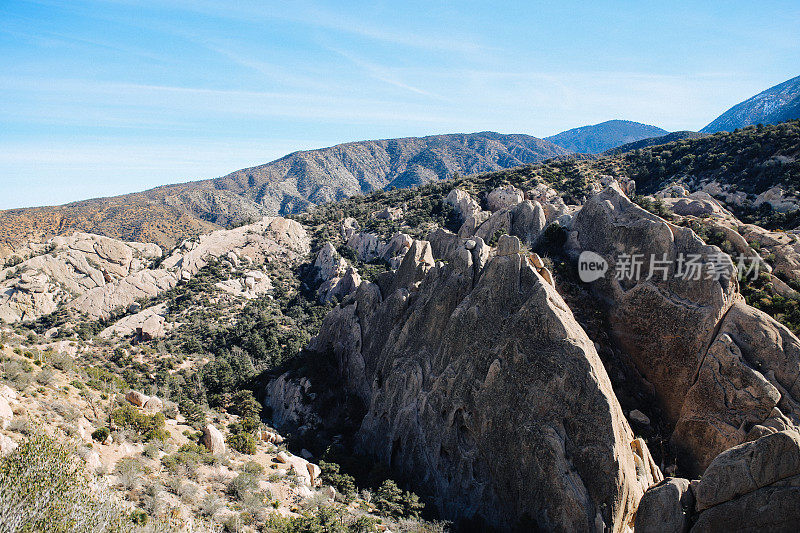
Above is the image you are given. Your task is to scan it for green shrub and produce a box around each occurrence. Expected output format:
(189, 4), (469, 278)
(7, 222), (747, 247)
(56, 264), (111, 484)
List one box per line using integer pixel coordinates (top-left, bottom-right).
(91, 427), (110, 442)
(319, 460), (357, 500)
(227, 433), (257, 455)
(110, 404), (168, 441)
(375, 479), (424, 519)
(0, 434), (126, 531)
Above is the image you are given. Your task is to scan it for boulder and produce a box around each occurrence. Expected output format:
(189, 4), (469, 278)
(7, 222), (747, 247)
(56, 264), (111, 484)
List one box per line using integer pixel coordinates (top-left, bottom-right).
(634, 478), (694, 533)
(639, 430), (800, 532)
(202, 424), (226, 455)
(0, 396), (12, 431)
(445, 189), (482, 221)
(0, 433), (17, 455)
(142, 396), (163, 414)
(125, 390), (149, 407)
(673, 299), (800, 472)
(629, 409), (651, 426)
(137, 314), (165, 341)
(693, 430), (800, 511)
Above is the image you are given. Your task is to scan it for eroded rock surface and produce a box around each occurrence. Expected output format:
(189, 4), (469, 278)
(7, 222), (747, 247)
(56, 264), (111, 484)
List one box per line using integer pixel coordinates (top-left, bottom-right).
(306, 233), (658, 531)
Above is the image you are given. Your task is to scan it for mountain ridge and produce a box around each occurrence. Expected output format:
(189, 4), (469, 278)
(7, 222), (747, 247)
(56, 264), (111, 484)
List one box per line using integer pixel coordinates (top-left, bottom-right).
(546, 119), (668, 154)
(0, 132), (569, 258)
(701, 74), (800, 133)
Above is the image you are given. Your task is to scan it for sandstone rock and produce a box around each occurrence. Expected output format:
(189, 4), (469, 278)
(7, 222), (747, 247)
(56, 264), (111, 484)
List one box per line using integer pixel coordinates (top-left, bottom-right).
(375, 206), (403, 221)
(341, 217), (360, 240)
(307, 462), (321, 485)
(754, 186), (799, 213)
(673, 298), (800, 472)
(84, 450), (102, 471)
(634, 478), (694, 533)
(487, 185), (524, 212)
(0, 385), (16, 403)
(137, 314), (165, 341)
(125, 390), (149, 407)
(313, 243), (348, 282)
(445, 189), (482, 221)
(202, 424), (226, 455)
(276, 451), (290, 464)
(496, 235), (521, 256)
(322, 485), (336, 501)
(665, 196), (724, 217)
(307, 235), (658, 530)
(100, 304), (168, 339)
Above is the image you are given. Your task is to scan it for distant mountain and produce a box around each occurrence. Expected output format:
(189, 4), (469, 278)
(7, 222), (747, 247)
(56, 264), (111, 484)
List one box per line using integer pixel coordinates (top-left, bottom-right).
(212, 132), (569, 214)
(0, 132), (569, 256)
(546, 120), (668, 154)
(603, 131), (706, 155)
(701, 75), (800, 133)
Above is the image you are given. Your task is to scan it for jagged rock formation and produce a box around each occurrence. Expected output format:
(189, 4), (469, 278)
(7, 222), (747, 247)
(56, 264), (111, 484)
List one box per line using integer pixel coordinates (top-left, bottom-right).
(567, 184), (800, 473)
(311, 243), (362, 303)
(636, 429), (800, 532)
(303, 235), (660, 531)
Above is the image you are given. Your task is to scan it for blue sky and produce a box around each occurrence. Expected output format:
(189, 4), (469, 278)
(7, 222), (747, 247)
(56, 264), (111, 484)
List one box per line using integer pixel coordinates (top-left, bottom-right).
(1, 1), (799, 209)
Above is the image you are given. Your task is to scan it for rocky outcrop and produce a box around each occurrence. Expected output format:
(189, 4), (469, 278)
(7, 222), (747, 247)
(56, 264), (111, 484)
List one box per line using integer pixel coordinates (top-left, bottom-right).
(312, 243), (362, 303)
(0, 233), (162, 323)
(672, 300), (800, 472)
(486, 185), (524, 212)
(739, 223), (800, 281)
(306, 233), (659, 531)
(568, 184), (800, 474)
(634, 478), (694, 533)
(637, 430), (800, 532)
(568, 184), (738, 423)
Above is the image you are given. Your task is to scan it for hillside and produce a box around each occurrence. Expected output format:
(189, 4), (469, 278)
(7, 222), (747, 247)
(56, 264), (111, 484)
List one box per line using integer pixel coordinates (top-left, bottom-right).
(545, 119), (667, 154)
(701, 74), (800, 133)
(603, 130), (706, 155)
(0, 132), (569, 259)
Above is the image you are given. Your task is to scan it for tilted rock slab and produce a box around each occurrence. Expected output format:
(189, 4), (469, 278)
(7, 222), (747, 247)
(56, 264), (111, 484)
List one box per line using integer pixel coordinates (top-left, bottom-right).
(568, 185), (800, 473)
(308, 234), (658, 531)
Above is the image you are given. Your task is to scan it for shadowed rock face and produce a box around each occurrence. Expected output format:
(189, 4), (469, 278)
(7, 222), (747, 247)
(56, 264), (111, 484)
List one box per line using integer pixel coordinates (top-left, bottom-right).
(568, 185), (800, 474)
(309, 236), (657, 531)
(568, 185), (738, 425)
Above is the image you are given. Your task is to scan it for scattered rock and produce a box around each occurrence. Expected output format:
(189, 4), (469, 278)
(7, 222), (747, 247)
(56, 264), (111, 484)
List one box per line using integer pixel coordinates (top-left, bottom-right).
(634, 478), (694, 533)
(125, 390), (149, 408)
(202, 424), (226, 455)
(142, 396), (163, 414)
(630, 409), (651, 426)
